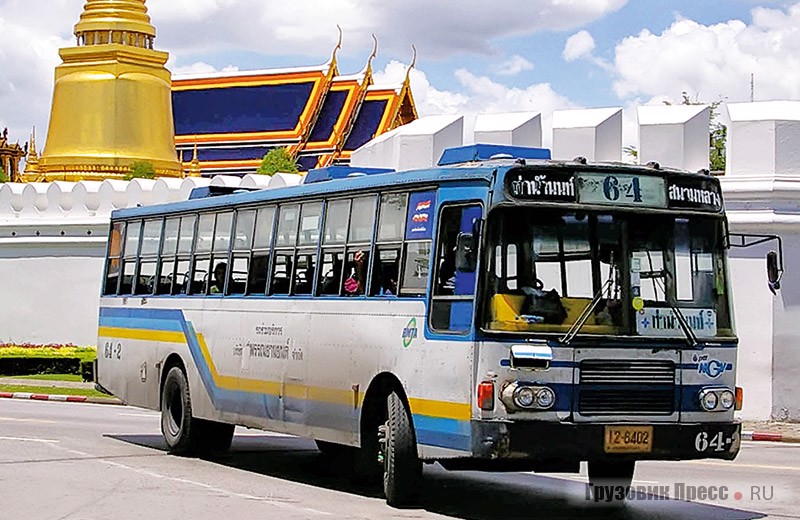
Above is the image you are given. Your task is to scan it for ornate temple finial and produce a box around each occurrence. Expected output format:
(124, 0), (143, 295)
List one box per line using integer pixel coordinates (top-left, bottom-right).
(329, 25), (343, 64)
(24, 126), (40, 174)
(364, 34), (378, 76)
(403, 44), (417, 87)
(188, 139), (201, 177)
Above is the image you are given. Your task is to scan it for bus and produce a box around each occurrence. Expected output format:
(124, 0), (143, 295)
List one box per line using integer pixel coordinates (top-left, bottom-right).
(97, 145), (773, 506)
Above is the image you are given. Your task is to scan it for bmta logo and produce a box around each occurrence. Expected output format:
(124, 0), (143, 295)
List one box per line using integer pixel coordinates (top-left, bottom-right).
(694, 354), (733, 378)
(402, 318), (419, 348)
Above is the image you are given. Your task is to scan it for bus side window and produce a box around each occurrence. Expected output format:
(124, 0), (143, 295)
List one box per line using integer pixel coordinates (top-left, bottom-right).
(249, 206), (275, 295)
(119, 220), (142, 295)
(399, 191), (436, 296)
(103, 221), (125, 295)
(370, 192), (407, 296)
(271, 253), (292, 295)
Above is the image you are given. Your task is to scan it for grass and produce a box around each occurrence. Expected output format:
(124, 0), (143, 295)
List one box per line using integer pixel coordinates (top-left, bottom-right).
(3, 373), (83, 382)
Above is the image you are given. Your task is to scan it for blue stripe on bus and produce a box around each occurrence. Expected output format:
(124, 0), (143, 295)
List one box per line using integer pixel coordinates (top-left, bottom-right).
(99, 316), (184, 332)
(412, 415), (472, 451)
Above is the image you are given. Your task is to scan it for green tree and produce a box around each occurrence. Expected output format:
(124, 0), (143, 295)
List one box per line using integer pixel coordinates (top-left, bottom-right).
(665, 91), (727, 171)
(125, 161), (156, 180)
(257, 147), (298, 176)
(0, 164), (7, 183)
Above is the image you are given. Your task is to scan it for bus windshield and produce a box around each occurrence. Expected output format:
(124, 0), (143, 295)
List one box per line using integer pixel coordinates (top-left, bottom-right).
(483, 207), (734, 339)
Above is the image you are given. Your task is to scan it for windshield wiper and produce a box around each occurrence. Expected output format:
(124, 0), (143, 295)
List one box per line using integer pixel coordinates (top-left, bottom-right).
(559, 254), (616, 345)
(650, 276), (699, 348)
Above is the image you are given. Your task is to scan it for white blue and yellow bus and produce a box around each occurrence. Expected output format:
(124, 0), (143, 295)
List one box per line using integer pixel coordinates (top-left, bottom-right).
(98, 145), (766, 505)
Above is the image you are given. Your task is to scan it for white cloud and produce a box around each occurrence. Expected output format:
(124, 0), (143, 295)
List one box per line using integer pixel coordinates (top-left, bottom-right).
(563, 30), (596, 62)
(148, 0), (629, 58)
(493, 55), (535, 76)
(612, 4), (800, 103)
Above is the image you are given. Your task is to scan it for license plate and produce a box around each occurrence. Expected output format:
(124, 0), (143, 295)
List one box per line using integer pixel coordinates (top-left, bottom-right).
(604, 425), (653, 453)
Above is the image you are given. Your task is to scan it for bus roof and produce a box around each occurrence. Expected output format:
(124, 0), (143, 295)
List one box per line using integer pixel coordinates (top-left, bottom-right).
(112, 155), (720, 220)
(112, 165), (500, 220)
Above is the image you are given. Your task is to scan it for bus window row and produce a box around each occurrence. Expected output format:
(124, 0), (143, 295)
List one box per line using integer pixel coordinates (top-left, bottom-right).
(104, 191), (434, 299)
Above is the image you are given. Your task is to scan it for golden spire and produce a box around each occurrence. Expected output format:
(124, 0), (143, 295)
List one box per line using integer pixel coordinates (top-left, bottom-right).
(38, 0), (182, 181)
(24, 126), (40, 175)
(188, 140), (201, 177)
(74, 0), (156, 48)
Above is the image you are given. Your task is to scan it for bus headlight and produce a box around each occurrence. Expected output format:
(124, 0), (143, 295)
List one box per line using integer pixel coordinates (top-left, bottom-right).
(699, 388), (736, 412)
(503, 383), (556, 411)
(700, 388), (719, 412)
(700, 389), (719, 411)
(718, 390), (735, 410)
(513, 386), (536, 408)
(536, 387), (556, 408)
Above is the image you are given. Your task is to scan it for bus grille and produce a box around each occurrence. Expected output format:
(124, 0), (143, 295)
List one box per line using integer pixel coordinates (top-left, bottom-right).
(578, 360), (676, 415)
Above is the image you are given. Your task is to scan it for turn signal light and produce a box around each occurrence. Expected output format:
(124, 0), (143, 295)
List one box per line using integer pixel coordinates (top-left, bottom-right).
(735, 386), (743, 411)
(478, 381), (495, 411)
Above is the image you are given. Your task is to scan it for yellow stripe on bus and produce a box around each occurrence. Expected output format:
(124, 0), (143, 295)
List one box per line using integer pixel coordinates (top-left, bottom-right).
(100, 326), (471, 421)
(98, 327), (186, 344)
(409, 397), (472, 421)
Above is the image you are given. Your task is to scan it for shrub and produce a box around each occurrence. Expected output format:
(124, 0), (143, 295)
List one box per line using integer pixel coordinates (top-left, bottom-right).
(257, 147), (298, 176)
(0, 344), (96, 375)
(125, 161), (156, 180)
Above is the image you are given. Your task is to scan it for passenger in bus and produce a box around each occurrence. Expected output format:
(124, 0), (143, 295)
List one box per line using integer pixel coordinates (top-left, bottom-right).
(379, 262), (399, 296)
(344, 250), (367, 295)
(210, 262), (228, 294)
(320, 258), (343, 295)
(437, 249), (456, 295)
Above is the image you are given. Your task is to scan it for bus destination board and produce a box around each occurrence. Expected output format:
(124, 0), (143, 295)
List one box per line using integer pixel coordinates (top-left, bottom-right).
(577, 172), (667, 208)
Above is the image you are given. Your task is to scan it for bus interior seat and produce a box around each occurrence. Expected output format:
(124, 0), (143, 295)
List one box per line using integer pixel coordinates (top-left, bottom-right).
(489, 294), (616, 333)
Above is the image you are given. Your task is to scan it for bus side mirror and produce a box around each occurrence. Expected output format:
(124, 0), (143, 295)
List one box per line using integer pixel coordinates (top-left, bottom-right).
(767, 250), (781, 294)
(456, 232), (477, 272)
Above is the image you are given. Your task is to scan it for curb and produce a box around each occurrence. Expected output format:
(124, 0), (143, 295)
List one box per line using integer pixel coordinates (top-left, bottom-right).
(742, 430), (800, 443)
(0, 391), (123, 406)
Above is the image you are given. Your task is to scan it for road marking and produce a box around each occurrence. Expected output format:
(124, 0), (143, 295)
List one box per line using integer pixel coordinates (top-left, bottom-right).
(0, 436), (59, 444)
(51, 445), (332, 516)
(0, 416), (56, 424)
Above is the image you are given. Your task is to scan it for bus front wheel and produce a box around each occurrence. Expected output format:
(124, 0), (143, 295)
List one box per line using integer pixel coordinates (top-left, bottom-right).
(161, 366), (234, 457)
(381, 391), (422, 506)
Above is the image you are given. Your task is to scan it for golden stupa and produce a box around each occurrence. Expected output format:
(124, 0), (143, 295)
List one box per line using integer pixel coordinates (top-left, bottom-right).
(31, 0), (182, 181)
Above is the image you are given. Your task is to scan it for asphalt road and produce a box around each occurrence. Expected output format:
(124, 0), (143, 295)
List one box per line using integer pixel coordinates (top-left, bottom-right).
(1, 399), (798, 520)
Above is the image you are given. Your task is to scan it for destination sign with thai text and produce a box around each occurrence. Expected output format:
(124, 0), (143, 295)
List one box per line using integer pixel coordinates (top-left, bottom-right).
(505, 168), (723, 212)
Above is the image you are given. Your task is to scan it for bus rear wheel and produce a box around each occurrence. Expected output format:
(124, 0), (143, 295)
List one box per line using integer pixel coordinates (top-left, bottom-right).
(588, 460), (635, 503)
(381, 391), (422, 506)
(161, 366), (233, 457)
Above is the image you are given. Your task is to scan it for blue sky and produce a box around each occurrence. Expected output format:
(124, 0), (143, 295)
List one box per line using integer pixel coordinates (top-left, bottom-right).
(2, 0), (800, 149)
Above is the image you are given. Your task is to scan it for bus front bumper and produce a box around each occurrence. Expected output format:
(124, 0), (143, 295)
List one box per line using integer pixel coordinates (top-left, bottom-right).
(471, 420), (741, 462)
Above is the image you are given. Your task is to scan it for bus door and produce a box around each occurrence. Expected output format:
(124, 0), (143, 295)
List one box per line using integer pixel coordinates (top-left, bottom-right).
(429, 204), (482, 332)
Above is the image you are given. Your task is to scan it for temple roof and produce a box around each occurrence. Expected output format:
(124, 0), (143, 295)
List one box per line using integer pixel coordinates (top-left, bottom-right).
(173, 49), (417, 176)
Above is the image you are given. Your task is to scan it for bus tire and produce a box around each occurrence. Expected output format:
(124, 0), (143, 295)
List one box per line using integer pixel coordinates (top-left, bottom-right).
(588, 460), (635, 503)
(382, 391), (421, 506)
(160, 366), (199, 455)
